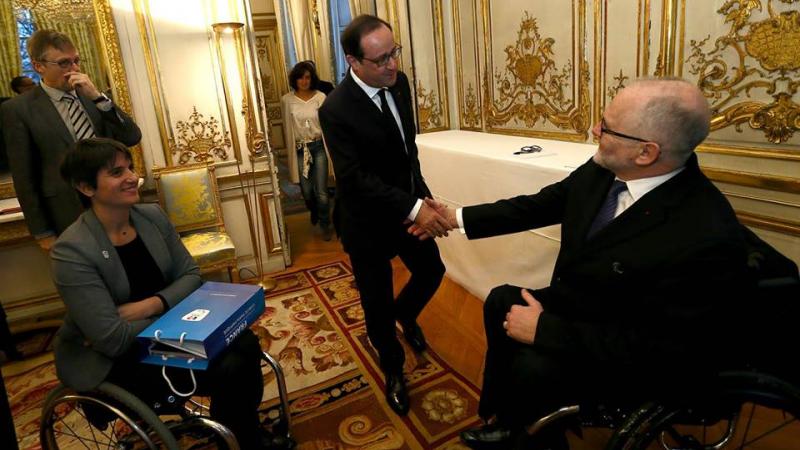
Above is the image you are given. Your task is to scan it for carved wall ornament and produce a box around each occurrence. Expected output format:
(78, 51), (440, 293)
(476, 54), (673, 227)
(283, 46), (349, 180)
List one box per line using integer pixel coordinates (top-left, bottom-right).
(416, 80), (444, 131)
(169, 107), (232, 165)
(462, 83), (481, 128)
(242, 100), (268, 158)
(607, 70), (629, 101)
(267, 105), (282, 120)
(685, 0), (800, 143)
(483, 11), (589, 136)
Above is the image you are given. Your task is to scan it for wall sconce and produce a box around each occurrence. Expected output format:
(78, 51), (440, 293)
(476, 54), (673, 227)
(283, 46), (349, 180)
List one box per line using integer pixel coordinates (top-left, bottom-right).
(211, 21), (276, 291)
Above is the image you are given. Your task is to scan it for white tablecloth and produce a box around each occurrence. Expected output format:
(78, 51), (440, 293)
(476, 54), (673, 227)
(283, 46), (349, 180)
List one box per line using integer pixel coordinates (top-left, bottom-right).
(417, 130), (597, 300)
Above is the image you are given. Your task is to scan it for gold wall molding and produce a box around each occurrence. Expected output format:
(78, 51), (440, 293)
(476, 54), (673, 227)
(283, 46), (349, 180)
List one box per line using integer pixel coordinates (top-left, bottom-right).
(481, 3), (590, 141)
(407, 0), (449, 133)
(94, 0), (143, 172)
(684, 0), (800, 145)
(169, 107), (232, 164)
(737, 211), (800, 237)
(702, 167), (800, 195)
(258, 192), (283, 254)
(416, 80), (444, 131)
(453, 0), (482, 131)
(133, 0), (174, 166)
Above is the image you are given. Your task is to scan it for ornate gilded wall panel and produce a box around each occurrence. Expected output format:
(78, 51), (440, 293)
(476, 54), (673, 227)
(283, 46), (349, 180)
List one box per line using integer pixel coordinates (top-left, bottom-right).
(453, 0), (482, 130)
(254, 14), (290, 154)
(679, 0), (800, 151)
(596, 0), (667, 123)
(480, 0), (590, 141)
(408, 0), (450, 132)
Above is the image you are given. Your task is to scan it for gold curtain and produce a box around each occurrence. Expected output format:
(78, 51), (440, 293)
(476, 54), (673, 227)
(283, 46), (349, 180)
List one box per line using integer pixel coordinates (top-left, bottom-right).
(0, 2), (22, 97)
(31, 11), (107, 93)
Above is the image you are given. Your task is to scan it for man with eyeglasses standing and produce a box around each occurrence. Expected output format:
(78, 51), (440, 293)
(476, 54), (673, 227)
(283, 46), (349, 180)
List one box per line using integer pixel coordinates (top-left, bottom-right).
(2, 29), (141, 251)
(319, 15), (449, 416)
(413, 78), (753, 449)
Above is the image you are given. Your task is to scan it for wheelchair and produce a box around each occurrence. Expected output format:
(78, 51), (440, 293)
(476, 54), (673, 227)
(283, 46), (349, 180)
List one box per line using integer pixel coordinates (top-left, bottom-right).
(523, 230), (800, 450)
(39, 351), (293, 450)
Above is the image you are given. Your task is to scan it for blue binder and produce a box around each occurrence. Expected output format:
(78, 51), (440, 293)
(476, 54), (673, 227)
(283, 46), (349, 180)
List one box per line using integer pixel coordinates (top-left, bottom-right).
(137, 281), (264, 370)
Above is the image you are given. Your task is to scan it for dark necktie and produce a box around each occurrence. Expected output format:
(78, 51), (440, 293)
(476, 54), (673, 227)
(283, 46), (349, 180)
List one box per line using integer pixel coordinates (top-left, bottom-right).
(587, 180), (628, 238)
(378, 89), (403, 142)
(377, 88), (415, 194)
(64, 93), (95, 141)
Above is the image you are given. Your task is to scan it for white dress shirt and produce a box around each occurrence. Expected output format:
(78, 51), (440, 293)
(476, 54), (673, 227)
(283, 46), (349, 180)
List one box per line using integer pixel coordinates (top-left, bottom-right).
(41, 83), (111, 141)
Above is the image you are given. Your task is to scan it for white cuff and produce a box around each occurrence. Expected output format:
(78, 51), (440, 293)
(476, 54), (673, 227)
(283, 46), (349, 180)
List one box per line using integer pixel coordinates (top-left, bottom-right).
(407, 199), (423, 222)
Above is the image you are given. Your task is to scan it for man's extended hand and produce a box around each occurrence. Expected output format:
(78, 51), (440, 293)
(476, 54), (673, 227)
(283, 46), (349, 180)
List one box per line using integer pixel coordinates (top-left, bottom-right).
(412, 198), (452, 238)
(408, 198), (457, 240)
(503, 289), (544, 344)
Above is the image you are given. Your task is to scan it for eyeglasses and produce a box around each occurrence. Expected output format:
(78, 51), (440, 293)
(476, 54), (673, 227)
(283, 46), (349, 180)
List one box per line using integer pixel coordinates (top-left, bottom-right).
(360, 45), (402, 67)
(40, 57), (81, 69)
(513, 145), (543, 155)
(600, 117), (650, 143)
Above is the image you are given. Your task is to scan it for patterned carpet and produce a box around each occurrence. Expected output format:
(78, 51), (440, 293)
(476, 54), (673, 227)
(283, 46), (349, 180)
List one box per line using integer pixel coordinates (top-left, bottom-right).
(6, 261), (481, 449)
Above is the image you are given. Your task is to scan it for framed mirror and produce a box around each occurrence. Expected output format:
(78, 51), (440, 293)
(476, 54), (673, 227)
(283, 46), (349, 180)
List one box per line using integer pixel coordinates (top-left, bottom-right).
(0, 0), (141, 200)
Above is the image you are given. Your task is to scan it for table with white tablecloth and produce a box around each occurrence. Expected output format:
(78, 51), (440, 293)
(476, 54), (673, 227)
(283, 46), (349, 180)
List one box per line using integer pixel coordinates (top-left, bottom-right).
(417, 130), (597, 300)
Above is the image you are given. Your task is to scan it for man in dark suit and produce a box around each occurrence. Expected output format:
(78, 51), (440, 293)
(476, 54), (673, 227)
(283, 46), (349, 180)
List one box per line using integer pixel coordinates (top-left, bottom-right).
(416, 78), (751, 449)
(1, 30), (141, 251)
(319, 15), (450, 416)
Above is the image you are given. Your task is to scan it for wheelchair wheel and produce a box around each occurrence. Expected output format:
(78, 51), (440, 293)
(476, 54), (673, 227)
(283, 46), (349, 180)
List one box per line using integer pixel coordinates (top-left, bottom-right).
(608, 371), (800, 450)
(40, 381), (180, 450)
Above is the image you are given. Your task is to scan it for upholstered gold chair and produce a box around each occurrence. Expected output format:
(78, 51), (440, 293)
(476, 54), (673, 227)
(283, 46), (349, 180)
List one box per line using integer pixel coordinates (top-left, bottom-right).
(153, 162), (238, 282)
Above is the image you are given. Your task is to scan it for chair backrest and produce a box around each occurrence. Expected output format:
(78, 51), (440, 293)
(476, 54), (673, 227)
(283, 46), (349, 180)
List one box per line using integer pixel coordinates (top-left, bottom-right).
(152, 162), (226, 234)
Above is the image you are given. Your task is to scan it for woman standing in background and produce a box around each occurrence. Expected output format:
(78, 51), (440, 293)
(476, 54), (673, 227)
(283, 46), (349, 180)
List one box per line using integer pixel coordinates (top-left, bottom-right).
(281, 61), (332, 241)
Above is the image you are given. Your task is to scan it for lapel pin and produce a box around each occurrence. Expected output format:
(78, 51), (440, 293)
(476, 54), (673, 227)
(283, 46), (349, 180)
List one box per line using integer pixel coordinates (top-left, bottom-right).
(102, 250), (109, 259)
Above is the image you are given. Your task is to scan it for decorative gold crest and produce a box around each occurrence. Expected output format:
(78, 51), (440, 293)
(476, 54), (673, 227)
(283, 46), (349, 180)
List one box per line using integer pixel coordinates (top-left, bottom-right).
(686, 0), (800, 143)
(483, 11), (589, 136)
(416, 80), (444, 131)
(462, 83), (481, 128)
(169, 107), (232, 165)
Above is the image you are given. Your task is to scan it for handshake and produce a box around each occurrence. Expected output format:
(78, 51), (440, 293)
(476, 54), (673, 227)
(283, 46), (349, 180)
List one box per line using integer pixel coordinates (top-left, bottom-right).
(408, 198), (458, 240)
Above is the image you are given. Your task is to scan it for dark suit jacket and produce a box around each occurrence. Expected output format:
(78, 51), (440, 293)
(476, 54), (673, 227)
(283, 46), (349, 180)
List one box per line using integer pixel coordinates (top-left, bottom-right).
(464, 155), (750, 371)
(319, 71), (431, 257)
(51, 204), (202, 391)
(1, 86), (142, 236)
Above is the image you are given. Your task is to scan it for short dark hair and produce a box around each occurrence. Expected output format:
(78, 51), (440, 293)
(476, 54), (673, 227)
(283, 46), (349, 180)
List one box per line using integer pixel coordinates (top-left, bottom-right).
(340, 15), (392, 59)
(61, 138), (133, 207)
(288, 61), (320, 91)
(27, 29), (76, 62)
(10, 76), (34, 94)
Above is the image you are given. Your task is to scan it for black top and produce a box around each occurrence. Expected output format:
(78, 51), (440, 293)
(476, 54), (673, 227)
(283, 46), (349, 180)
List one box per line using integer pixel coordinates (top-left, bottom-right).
(115, 234), (166, 304)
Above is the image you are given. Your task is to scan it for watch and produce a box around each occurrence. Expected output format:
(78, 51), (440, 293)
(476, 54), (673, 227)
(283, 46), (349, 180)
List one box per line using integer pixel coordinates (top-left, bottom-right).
(92, 94), (110, 104)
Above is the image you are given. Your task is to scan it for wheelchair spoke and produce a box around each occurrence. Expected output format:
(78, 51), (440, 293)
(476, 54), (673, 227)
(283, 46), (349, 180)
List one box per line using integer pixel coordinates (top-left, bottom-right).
(739, 416), (797, 447)
(52, 410), (94, 450)
(737, 403), (756, 450)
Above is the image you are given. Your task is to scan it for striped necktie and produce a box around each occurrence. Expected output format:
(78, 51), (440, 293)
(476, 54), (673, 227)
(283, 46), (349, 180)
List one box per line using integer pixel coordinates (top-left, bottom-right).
(63, 93), (95, 141)
(587, 180), (628, 238)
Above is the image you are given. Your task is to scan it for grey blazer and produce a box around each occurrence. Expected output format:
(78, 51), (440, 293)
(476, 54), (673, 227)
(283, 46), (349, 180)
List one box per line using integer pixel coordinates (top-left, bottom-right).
(1, 86), (142, 236)
(51, 204), (202, 391)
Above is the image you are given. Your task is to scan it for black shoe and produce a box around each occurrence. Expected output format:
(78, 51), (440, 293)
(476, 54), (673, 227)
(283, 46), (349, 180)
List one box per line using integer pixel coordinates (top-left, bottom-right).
(385, 373), (409, 415)
(401, 321), (427, 352)
(460, 422), (514, 449)
(321, 225), (333, 242)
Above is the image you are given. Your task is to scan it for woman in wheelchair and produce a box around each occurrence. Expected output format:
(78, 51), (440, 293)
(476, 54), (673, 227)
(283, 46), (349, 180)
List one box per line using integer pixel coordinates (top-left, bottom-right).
(50, 137), (268, 448)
